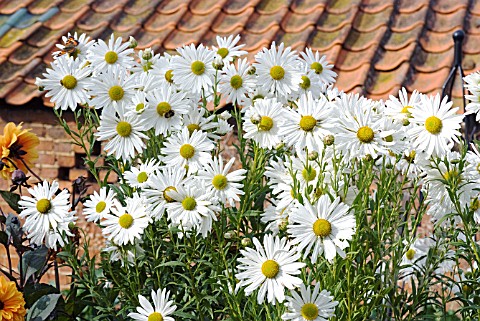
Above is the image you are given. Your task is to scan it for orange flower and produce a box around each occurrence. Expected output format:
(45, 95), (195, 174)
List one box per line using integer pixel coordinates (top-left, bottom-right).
(0, 275), (26, 321)
(0, 122), (39, 180)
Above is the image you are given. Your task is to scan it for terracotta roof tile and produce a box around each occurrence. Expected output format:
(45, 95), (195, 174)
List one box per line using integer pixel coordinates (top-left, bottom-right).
(290, 0), (328, 14)
(353, 8), (393, 33)
(398, 0), (429, 14)
(222, 0), (261, 14)
(0, 0), (478, 105)
(281, 10), (324, 33)
(375, 42), (416, 71)
(367, 62), (410, 95)
(211, 9), (253, 34)
(255, 0), (290, 15)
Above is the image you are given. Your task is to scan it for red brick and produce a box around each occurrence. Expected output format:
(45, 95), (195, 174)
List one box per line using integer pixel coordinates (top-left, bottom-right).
(99, 170), (119, 183)
(37, 153), (55, 165)
(69, 168), (89, 181)
(57, 155), (75, 167)
(38, 139), (54, 151)
(38, 167), (58, 178)
(53, 142), (73, 153)
(48, 126), (69, 140)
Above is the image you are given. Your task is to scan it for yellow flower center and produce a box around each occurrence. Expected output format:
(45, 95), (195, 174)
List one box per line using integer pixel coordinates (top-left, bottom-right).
(116, 121), (132, 137)
(217, 47), (229, 58)
(471, 198), (480, 211)
(406, 248), (415, 260)
(179, 144), (195, 159)
(299, 115), (317, 132)
(136, 103), (145, 112)
(187, 124), (201, 135)
(313, 218), (331, 238)
(230, 75), (243, 89)
(119, 213), (134, 229)
(425, 116), (443, 134)
(258, 116), (273, 131)
(165, 70), (174, 83)
(95, 201), (106, 213)
(261, 259), (280, 279)
(104, 51), (118, 64)
(302, 167), (317, 182)
(156, 102), (171, 117)
(404, 150), (416, 163)
(212, 174), (228, 190)
(301, 303), (319, 320)
(61, 75), (77, 89)
(182, 197), (196, 210)
(310, 62), (323, 74)
(137, 171), (148, 183)
(109, 85), (124, 101)
(191, 60), (205, 75)
(476, 163), (480, 174)
(270, 65), (285, 80)
(300, 75), (311, 90)
(357, 126), (374, 143)
(148, 312), (163, 321)
(163, 186), (177, 203)
(443, 169), (461, 182)
(36, 198), (51, 214)
(401, 105), (412, 116)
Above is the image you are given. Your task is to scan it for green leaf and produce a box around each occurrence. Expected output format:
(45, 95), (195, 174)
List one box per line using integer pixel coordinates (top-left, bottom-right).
(23, 283), (59, 308)
(21, 245), (48, 281)
(0, 231), (8, 245)
(0, 190), (21, 213)
(26, 293), (61, 321)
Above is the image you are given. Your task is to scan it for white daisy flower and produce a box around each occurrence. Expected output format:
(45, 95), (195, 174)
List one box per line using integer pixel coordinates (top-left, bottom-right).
(280, 92), (332, 151)
(87, 34), (134, 74)
(300, 48), (337, 85)
(197, 156), (247, 206)
(43, 220), (76, 250)
(465, 91), (480, 121)
(464, 71), (480, 92)
(181, 106), (218, 139)
(400, 238), (434, 279)
(18, 180), (73, 247)
(243, 98), (285, 149)
(88, 66), (136, 110)
(216, 118), (233, 136)
(126, 91), (149, 116)
(171, 43), (215, 94)
(102, 197), (151, 245)
(123, 159), (160, 189)
(96, 108), (148, 160)
(385, 87), (421, 125)
(142, 84), (190, 135)
(131, 48), (160, 73)
(236, 234), (305, 304)
(83, 187), (116, 222)
(103, 239), (144, 267)
(333, 93), (394, 160)
(142, 167), (189, 220)
(162, 127), (214, 174)
(408, 94), (463, 158)
(134, 70), (163, 94)
(288, 195), (355, 262)
(53, 32), (94, 61)
(254, 42), (302, 98)
(265, 157), (293, 196)
(261, 200), (295, 235)
(166, 183), (219, 237)
(282, 283), (338, 321)
(219, 58), (255, 105)
(290, 70), (322, 101)
(152, 53), (176, 87)
(128, 288), (177, 321)
(36, 55), (91, 111)
(290, 152), (322, 191)
(212, 34), (247, 62)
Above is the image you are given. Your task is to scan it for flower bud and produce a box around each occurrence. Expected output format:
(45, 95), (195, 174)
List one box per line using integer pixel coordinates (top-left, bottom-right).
(219, 110), (232, 120)
(212, 55), (224, 70)
(241, 237), (252, 247)
(224, 231), (235, 239)
(247, 66), (256, 75)
(308, 151), (318, 160)
(278, 219), (288, 232)
(323, 135), (335, 146)
(12, 169), (27, 185)
(275, 142), (285, 150)
(129, 36), (138, 48)
(142, 48), (153, 61)
(250, 113), (261, 125)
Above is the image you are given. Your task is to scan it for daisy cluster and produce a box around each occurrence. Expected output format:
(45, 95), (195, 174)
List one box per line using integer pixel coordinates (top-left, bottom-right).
(29, 32), (480, 319)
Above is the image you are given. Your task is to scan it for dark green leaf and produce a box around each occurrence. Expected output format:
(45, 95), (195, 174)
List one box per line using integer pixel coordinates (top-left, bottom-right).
(0, 231), (8, 245)
(22, 245), (48, 281)
(23, 283), (59, 308)
(26, 293), (61, 321)
(0, 190), (21, 213)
